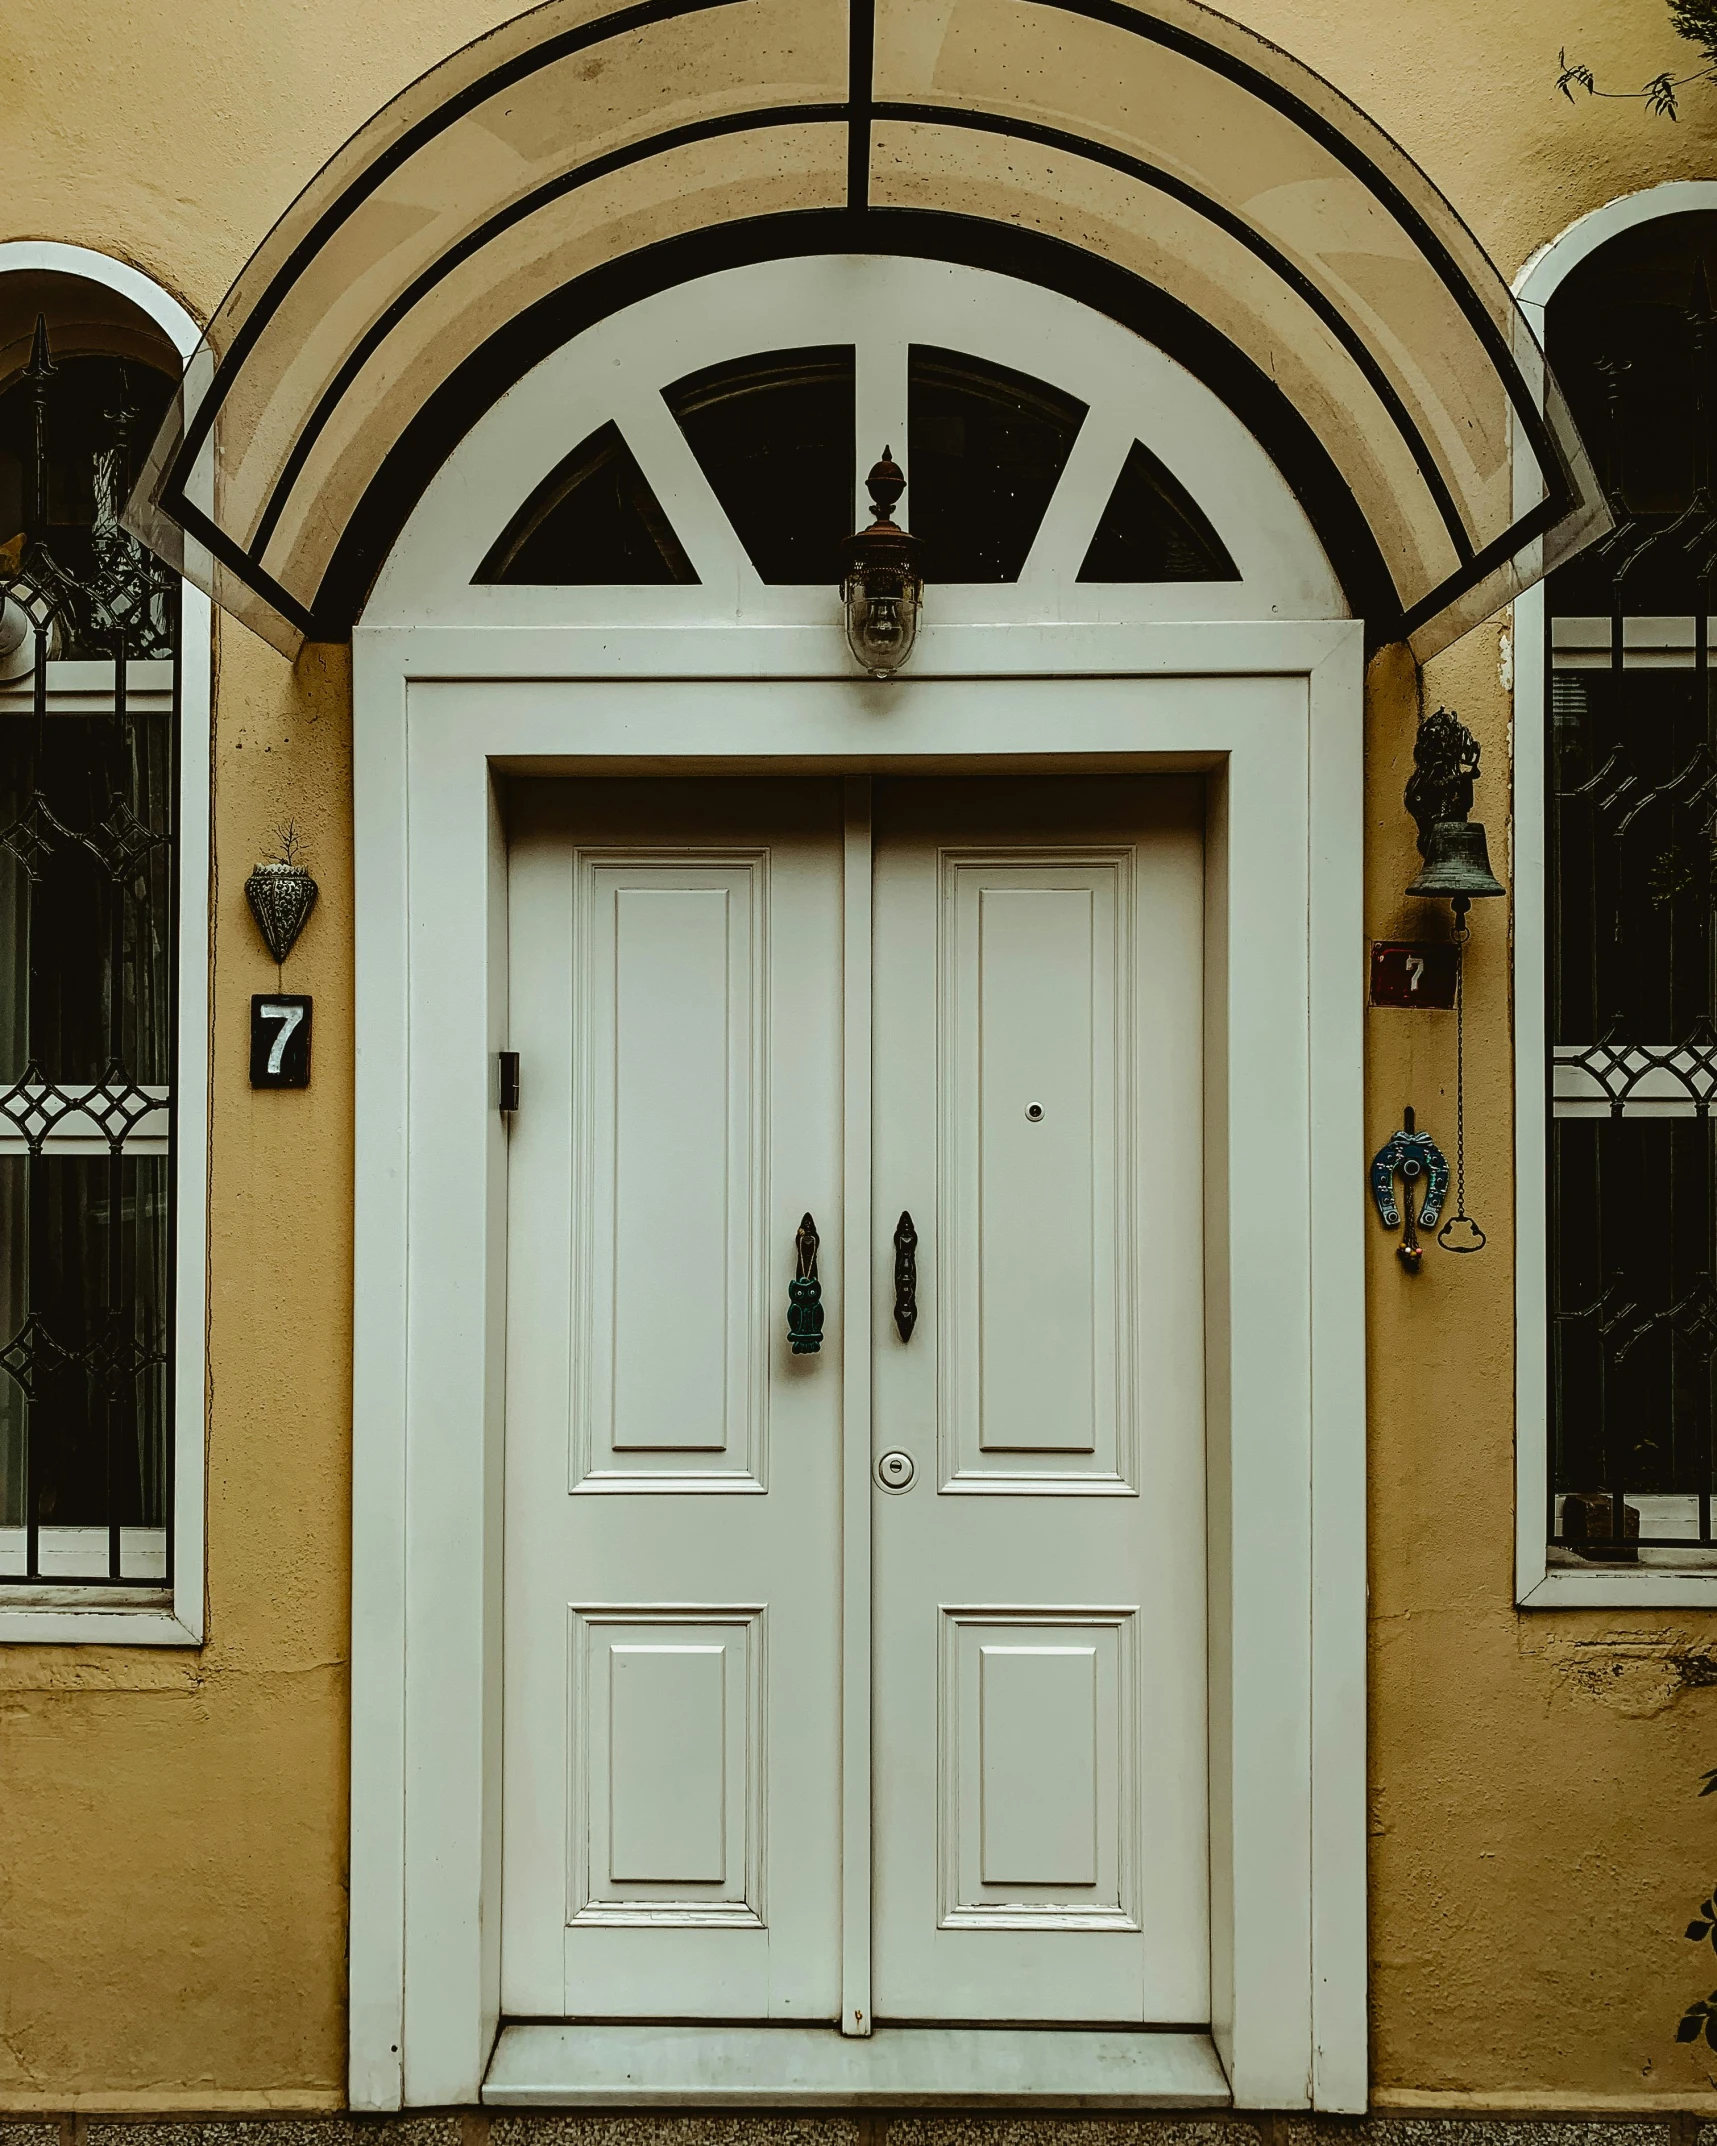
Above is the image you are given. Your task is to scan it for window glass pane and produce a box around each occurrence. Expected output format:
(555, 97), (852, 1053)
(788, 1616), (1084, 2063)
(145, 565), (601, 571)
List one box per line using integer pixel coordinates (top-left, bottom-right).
(664, 347), (854, 586)
(475, 420), (696, 586)
(1078, 439), (1239, 582)
(1551, 1119), (1717, 1557)
(1551, 665), (1713, 1047)
(0, 353), (176, 660)
(908, 347), (1086, 582)
(1547, 213), (1717, 617)
(0, 1152), (170, 1582)
(0, 709), (173, 1086)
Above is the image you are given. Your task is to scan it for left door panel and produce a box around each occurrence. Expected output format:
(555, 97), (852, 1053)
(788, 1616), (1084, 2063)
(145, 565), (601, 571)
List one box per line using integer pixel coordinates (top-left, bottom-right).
(502, 778), (846, 2020)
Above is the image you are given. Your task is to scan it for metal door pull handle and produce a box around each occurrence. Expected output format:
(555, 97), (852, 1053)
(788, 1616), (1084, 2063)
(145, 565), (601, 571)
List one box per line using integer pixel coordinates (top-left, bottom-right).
(787, 1212), (824, 1354)
(893, 1210), (918, 1341)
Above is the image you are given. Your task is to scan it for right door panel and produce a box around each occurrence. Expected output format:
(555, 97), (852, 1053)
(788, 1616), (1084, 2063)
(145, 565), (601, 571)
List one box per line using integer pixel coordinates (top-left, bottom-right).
(870, 776), (1209, 2024)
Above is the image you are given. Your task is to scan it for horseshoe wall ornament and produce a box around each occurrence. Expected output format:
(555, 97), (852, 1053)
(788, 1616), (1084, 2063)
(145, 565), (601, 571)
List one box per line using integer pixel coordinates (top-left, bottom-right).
(1370, 1107), (1451, 1273)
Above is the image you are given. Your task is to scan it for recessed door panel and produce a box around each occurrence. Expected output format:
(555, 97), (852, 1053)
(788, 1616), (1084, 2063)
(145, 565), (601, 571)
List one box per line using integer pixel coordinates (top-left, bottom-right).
(980, 1645), (1099, 1889)
(569, 1605), (764, 1920)
(608, 1643), (728, 1884)
(943, 1609), (1137, 1927)
(576, 857), (766, 1483)
(941, 854), (1132, 1479)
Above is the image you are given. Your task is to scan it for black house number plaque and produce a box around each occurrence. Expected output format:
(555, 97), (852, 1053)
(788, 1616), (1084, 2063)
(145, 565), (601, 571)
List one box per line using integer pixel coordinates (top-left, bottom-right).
(251, 994), (313, 1088)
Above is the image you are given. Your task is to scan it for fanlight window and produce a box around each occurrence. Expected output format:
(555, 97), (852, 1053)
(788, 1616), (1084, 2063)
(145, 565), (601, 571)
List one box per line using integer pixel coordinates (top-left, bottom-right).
(666, 346), (855, 587)
(1543, 210), (1717, 1567)
(1080, 441), (1239, 584)
(907, 347), (1085, 583)
(476, 422), (695, 586)
(477, 343), (1238, 591)
(0, 280), (182, 1590)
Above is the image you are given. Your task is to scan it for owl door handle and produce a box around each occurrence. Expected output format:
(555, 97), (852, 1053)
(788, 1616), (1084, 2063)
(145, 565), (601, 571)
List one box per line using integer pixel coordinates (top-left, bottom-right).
(787, 1213), (824, 1353)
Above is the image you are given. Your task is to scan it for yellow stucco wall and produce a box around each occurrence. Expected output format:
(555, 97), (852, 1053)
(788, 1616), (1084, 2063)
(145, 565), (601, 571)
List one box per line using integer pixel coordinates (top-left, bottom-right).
(0, 632), (353, 2109)
(4, 0), (1717, 2112)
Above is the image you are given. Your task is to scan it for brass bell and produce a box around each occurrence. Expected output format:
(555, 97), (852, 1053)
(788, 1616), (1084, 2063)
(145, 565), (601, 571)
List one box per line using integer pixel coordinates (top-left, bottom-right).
(1405, 817), (1506, 904)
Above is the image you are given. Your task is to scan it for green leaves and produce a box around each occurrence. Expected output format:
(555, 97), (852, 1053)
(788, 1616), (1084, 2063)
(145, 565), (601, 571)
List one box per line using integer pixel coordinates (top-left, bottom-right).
(1676, 1786), (1717, 2051)
(1554, 6), (1717, 120)
(1669, 0), (1717, 67)
(1556, 47), (1597, 99)
(1645, 70), (1685, 116)
(1677, 1993), (1717, 2047)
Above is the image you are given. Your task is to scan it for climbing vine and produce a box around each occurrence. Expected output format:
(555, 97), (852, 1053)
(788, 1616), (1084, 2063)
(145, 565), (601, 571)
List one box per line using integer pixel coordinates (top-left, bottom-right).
(1676, 1769), (1717, 2048)
(1559, 0), (1717, 118)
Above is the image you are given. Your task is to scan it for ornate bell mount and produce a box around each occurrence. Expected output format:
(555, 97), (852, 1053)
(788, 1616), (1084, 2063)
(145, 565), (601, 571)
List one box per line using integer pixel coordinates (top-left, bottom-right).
(1403, 705), (1505, 912)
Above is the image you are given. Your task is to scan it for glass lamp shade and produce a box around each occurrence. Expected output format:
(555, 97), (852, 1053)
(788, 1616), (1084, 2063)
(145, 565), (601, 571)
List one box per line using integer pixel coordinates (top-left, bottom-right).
(841, 450), (925, 676)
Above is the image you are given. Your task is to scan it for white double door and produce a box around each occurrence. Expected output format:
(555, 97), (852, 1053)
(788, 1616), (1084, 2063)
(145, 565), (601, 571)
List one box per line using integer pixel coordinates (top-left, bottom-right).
(501, 772), (1208, 2029)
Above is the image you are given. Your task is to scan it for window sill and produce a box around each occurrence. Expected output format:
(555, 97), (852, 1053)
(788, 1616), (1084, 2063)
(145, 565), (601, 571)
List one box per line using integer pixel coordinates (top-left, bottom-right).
(0, 1593), (199, 1645)
(1519, 1567), (1717, 1608)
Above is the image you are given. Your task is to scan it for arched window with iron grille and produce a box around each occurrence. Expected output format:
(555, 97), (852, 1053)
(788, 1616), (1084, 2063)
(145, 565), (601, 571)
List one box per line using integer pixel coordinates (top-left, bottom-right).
(0, 269), (187, 1599)
(1541, 209), (1717, 1570)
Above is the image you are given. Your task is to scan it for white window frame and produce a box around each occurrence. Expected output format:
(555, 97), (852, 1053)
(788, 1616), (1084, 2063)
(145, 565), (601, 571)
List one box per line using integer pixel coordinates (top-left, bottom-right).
(347, 259), (1369, 2113)
(1514, 183), (1717, 1607)
(0, 240), (209, 1646)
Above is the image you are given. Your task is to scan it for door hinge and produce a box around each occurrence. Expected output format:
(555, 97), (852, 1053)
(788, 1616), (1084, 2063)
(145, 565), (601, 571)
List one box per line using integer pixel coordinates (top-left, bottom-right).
(497, 1050), (521, 1113)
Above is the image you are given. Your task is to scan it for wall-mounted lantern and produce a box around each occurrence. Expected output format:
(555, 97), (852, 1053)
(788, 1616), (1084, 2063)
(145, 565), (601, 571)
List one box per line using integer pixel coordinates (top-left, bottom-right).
(841, 448), (924, 677)
(1403, 705), (1505, 917)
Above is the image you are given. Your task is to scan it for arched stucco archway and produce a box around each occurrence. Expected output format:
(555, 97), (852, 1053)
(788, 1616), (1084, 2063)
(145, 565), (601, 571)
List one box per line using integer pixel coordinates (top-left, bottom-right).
(127, 0), (1606, 659)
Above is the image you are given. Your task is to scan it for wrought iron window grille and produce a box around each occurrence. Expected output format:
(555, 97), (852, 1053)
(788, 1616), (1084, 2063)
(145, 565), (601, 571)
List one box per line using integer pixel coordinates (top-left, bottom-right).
(1546, 214), (1717, 1564)
(0, 310), (180, 1591)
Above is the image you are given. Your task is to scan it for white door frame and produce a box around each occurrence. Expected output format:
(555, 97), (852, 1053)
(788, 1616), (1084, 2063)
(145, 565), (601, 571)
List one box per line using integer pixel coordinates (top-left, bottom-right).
(347, 615), (1368, 2114)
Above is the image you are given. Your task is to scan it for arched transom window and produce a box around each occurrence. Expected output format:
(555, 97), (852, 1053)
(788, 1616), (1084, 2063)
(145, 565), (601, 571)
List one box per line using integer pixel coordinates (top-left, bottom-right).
(367, 257), (1345, 635)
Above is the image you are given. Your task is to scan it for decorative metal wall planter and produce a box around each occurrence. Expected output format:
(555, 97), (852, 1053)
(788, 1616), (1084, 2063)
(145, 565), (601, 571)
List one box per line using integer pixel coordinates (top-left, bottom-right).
(244, 827), (318, 963)
(841, 450), (924, 677)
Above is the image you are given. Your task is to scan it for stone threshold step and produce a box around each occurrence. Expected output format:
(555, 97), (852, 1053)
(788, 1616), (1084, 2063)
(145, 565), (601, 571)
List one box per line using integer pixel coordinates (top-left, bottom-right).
(483, 2023), (1231, 2107)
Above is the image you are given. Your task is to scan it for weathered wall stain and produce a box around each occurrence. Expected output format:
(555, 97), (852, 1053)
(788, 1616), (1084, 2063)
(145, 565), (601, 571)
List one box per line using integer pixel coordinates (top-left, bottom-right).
(1519, 1634), (1717, 1718)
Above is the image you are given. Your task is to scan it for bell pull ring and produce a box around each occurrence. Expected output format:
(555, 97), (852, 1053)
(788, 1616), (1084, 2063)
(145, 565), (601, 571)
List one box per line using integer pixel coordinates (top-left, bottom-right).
(787, 1213), (825, 1354)
(1370, 1107), (1450, 1274)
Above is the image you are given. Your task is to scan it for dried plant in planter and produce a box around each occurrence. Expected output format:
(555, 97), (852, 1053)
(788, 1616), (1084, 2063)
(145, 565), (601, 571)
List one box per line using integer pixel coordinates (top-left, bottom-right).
(244, 820), (319, 965)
